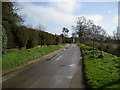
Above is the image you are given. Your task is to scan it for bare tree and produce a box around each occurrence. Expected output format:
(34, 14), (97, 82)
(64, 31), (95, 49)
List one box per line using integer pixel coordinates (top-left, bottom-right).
(99, 28), (106, 57)
(74, 16), (120, 57)
(76, 16), (94, 43)
(71, 26), (77, 43)
(36, 24), (46, 31)
(76, 16), (88, 43)
(62, 27), (69, 37)
(116, 26), (120, 55)
(91, 24), (96, 58)
(112, 26), (120, 56)
(26, 24), (33, 28)
(89, 24), (106, 58)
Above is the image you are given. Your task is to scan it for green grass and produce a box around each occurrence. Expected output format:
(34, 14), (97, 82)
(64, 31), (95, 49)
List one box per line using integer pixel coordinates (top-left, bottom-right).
(2, 45), (61, 72)
(78, 43), (120, 88)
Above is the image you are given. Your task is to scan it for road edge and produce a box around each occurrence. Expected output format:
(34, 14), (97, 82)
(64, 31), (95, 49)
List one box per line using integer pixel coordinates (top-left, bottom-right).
(2, 45), (67, 76)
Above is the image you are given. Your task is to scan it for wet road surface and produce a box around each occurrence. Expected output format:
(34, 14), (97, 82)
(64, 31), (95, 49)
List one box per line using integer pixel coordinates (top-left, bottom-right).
(3, 44), (85, 88)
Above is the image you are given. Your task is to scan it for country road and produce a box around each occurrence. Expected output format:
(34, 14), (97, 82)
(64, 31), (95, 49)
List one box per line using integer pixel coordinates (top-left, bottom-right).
(2, 44), (85, 88)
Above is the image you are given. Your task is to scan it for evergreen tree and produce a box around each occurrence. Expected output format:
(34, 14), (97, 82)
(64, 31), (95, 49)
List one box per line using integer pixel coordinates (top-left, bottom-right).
(2, 26), (7, 55)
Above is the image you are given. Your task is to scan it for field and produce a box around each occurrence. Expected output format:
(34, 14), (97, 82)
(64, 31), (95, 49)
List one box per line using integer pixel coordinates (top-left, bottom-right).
(78, 43), (120, 88)
(2, 45), (61, 72)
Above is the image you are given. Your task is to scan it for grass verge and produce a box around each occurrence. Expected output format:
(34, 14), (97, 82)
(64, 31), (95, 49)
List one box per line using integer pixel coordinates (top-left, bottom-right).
(2, 45), (61, 72)
(78, 43), (120, 88)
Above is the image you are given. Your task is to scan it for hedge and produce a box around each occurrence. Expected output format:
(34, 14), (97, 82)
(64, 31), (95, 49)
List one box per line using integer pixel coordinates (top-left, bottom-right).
(4, 25), (71, 49)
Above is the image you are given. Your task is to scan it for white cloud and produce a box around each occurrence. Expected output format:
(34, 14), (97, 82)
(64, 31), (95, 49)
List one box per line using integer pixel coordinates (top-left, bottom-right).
(108, 10), (112, 13)
(9, 0), (120, 2)
(49, 1), (81, 13)
(77, 14), (104, 27)
(18, 2), (79, 27)
(100, 16), (118, 36)
(78, 14), (117, 36)
(85, 15), (103, 25)
(17, 2), (116, 36)
(18, 2), (104, 35)
(112, 16), (118, 24)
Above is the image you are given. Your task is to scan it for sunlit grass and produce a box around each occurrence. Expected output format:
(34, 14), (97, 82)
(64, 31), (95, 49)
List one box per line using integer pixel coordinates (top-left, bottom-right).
(78, 43), (120, 88)
(2, 45), (61, 72)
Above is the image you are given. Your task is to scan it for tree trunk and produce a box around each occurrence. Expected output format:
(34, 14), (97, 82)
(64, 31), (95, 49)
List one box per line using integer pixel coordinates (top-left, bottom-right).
(93, 38), (95, 58)
(100, 39), (103, 56)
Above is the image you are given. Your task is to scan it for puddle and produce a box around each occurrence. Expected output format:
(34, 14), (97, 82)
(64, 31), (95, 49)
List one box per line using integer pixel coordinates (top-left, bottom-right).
(68, 64), (76, 67)
(66, 76), (73, 79)
(59, 64), (76, 68)
(63, 49), (66, 51)
(55, 56), (62, 61)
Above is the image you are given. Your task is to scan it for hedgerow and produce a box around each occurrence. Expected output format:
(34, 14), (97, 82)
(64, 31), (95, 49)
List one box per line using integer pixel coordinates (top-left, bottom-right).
(4, 25), (70, 49)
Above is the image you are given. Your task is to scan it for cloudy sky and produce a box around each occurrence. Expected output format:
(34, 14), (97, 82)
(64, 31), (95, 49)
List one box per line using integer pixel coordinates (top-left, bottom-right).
(17, 0), (118, 36)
